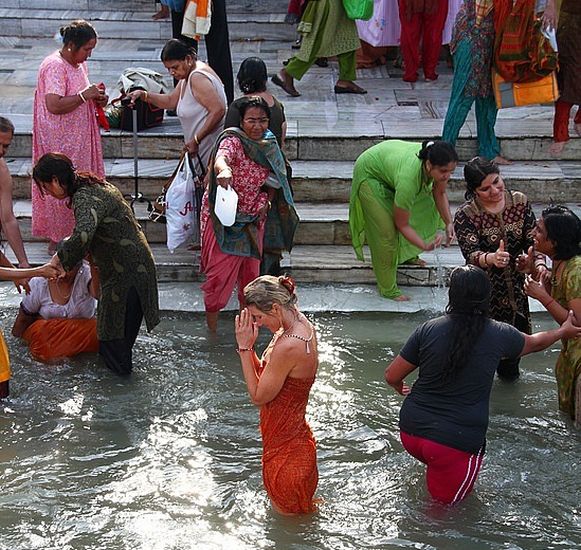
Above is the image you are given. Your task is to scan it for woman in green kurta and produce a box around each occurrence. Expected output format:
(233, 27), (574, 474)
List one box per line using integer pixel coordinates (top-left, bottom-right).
(524, 205), (581, 426)
(33, 152), (159, 375)
(271, 0), (366, 96)
(349, 140), (458, 300)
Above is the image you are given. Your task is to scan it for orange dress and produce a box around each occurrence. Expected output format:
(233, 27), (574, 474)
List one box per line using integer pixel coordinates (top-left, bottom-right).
(257, 340), (318, 514)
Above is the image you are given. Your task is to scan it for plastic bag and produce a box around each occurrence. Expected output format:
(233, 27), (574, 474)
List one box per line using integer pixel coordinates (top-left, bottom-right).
(166, 156), (197, 252)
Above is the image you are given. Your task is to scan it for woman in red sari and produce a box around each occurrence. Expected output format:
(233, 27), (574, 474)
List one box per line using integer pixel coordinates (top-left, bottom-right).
(235, 275), (318, 515)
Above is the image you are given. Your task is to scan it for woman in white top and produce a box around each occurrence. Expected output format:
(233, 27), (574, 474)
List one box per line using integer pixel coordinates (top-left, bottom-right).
(12, 259), (100, 362)
(128, 39), (227, 169)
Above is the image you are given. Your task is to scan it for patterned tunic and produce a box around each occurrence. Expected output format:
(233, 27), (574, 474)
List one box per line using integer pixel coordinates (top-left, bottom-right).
(200, 136), (269, 240)
(32, 51), (105, 242)
(57, 182), (159, 341)
(454, 191), (536, 329)
(551, 256), (581, 420)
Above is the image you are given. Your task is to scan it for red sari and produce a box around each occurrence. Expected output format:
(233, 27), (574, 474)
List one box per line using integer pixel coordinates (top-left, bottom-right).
(257, 348), (318, 514)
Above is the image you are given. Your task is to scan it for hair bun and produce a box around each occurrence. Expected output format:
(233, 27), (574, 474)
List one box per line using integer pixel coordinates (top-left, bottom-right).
(279, 275), (296, 296)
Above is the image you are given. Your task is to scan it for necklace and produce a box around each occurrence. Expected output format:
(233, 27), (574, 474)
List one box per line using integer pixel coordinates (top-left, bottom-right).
(51, 279), (72, 302)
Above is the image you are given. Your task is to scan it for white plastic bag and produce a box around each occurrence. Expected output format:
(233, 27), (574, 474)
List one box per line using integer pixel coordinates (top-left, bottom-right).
(165, 156), (196, 252)
(214, 184), (238, 227)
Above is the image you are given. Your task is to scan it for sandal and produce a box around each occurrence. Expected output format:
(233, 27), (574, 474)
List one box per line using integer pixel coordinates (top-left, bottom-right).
(271, 74), (301, 97)
(333, 83), (367, 94)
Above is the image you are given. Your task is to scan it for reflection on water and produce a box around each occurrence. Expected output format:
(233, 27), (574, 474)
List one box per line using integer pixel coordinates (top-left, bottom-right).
(0, 310), (579, 550)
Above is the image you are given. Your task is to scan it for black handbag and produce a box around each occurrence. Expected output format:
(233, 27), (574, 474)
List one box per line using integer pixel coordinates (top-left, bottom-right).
(111, 87), (164, 132)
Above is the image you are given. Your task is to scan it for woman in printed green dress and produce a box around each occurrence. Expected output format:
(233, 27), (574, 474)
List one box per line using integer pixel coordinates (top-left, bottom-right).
(349, 140), (458, 301)
(523, 205), (581, 426)
(33, 152), (159, 375)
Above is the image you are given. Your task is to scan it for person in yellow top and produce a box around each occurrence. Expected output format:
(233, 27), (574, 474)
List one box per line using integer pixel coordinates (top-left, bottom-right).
(349, 140), (458, 300)
(0, 250), (61, 398)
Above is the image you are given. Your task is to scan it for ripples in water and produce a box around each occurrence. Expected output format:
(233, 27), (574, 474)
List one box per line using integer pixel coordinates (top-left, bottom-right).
(0, 310), (579, 550)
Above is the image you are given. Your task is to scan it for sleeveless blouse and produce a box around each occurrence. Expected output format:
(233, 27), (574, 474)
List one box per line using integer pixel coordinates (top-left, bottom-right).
(177, 67), (227, 168)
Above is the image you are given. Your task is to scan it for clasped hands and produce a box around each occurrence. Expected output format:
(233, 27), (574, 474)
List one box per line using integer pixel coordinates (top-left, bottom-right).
(81, 83), (108, 108)
(235, 308), (258, 351)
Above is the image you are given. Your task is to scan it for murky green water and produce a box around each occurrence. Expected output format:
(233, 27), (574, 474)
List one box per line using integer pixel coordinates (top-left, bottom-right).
(0, 310), (579, 550)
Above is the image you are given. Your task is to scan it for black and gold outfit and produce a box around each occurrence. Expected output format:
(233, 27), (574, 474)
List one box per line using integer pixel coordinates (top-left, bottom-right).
(454, 190), (536, 379)
(58, 182), (159, 374)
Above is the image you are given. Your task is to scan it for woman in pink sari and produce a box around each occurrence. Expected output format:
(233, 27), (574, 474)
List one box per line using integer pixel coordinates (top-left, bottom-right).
(32, 19), (106, 253)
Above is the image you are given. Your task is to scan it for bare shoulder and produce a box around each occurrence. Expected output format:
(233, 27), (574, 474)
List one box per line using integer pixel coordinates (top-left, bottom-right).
(0, 159), (12, 190)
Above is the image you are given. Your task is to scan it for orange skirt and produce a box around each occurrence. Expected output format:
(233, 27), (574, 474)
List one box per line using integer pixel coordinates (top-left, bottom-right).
(23, 318), (99, 362)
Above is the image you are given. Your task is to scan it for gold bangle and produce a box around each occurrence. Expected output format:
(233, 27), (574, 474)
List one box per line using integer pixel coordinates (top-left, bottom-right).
(143, 91), (149, 102)
(193, 134), (200, 145)
(236, 347), (253, 353)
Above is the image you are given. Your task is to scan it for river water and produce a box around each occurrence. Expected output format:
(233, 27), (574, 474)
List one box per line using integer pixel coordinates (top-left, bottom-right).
(0, 310), (579, 550)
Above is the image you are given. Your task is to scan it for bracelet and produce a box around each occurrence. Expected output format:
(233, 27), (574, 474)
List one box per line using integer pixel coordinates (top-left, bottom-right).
(78, 91), (87, 103)
(143, 91), (149, 102)
(483, 252), (490, 267)
(193, 134), (200, 145)
(535, 262), (548, 269)
(236, 347), (254, 353)
(544, 298), (555, 308)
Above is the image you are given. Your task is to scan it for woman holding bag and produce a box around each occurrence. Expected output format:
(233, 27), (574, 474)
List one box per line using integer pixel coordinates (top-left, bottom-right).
(201, 97), (298, 332)
(128, 39), (226, 169)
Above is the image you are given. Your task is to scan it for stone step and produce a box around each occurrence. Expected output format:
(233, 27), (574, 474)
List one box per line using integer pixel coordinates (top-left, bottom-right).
(9, 198), (581, 247)
(0, 0), (284, 13)
(8, 157), (581, 204)
(2, 241), (462, 286)
(0, 8), (295, 41)
(6, 123), (581, 163)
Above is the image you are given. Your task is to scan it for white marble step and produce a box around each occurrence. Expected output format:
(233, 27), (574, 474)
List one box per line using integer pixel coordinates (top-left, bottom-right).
(1, 241), (464, 286)
(0, 8), (295, 41)
(8, 157), (581, 204)
(8, 198), (581, 247)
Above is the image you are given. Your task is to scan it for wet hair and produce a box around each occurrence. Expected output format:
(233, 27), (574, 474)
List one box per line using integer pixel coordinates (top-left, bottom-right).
(32, 152), (105, 207)
(237, 57), (268, 94)
(238, 96), (271, 123)
(541, 205), (581, 260)
(443, 265), (491, 380)
(161, 39), (197, 62)
(0, 116), (14, 135)
(244, 275), (298, 312)
(463, 157), (501, 200)
(417, 140), (459, 167)
(60, 20), (97, 49)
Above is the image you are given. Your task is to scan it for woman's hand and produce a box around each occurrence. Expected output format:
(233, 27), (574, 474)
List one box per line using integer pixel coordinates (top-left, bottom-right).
(235, 308), (258, 350)
(13, 278), (30, 295)
(492, 239), (510, 268)
(38, 262), (64, 280)
(444, 223), (455, 246)
(516, 245), (534, 273)
(216, 167), (232, 189)
(259, 200), (271, 222)
(524, 274), (551, 302)
(559, 310), (581, 340)
(126, 89), (147, 106)
(423, 233), (443, 251)
(80, 84), (105, 102)
(183, 139), (199, 156)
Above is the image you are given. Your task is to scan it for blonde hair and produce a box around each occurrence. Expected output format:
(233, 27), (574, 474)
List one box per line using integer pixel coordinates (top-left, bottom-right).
(243, 275), (297, 312)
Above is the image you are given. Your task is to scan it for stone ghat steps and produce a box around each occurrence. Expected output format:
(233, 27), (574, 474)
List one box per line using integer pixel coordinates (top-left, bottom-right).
(0, 0), (283, 13)
(10, 198), (581, 247)
(7, 125), (581, 163)
(0, 8), (295, 42)
(8, 157), (581, 204)
(3, 241), (464, 286)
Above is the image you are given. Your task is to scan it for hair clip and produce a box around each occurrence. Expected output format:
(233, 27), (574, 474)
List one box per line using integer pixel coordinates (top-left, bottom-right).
(280, 275), (296, 296)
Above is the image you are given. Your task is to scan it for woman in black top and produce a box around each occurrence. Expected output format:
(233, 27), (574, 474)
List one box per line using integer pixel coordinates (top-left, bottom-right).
(385, 265), (581, 504)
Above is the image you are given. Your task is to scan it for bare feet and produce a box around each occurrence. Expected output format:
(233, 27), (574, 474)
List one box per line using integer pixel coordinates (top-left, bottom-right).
(548, 140), (567, 156)
(205, 311), (218, 332)
(271, 70), (300, 97)
(152, 5), (169, 19)
(394, 294), (411, 302)
(403, 257), (427, 267)
(493, 155), (512, 165)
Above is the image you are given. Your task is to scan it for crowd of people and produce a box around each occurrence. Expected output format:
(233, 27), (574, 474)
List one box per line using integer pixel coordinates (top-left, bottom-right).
(0, 2), (579, 516)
